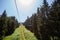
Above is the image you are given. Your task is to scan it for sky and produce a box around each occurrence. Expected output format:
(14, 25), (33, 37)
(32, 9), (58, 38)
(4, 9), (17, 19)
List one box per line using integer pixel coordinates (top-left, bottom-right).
(0, 0), (54, 22)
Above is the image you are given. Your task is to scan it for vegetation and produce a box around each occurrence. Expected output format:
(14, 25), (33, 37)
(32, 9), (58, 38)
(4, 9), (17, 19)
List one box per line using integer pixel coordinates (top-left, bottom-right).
(24, 0), (60, 40)
(0, 0), (60, 40)
(3, 25), (37, 40)
(0, 10), (19, 40)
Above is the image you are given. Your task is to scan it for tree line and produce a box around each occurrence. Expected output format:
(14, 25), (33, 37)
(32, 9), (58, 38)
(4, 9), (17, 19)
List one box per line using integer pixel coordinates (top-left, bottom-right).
(24, 0), (60, 40)
(0, 10), (19, 40)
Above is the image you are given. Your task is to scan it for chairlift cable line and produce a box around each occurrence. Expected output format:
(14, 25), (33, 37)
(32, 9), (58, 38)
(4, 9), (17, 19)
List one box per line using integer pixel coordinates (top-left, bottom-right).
(14, 0), (20, 21)
(14, 0), (26, 40)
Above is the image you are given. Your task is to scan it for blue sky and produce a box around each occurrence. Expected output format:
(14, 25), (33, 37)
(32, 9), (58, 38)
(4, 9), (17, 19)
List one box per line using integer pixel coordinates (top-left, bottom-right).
(0, 0), (53, 22)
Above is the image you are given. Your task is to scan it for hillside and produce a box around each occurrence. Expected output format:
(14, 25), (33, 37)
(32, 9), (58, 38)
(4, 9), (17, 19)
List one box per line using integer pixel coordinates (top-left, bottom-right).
(3, 25), (37, 40)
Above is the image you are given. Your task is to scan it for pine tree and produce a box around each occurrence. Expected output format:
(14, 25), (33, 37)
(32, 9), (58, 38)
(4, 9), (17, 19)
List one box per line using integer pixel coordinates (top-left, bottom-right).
(47, 0), (60, 39)
(1, 10), (8, 39)
(36, 7), (43, 40)
(0, 10), (19, 40)
(39, 0), (50, 40)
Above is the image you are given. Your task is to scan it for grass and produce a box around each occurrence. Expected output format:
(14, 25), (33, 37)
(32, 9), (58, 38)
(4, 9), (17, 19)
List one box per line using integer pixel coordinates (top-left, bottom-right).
(3, 25), (37, 40)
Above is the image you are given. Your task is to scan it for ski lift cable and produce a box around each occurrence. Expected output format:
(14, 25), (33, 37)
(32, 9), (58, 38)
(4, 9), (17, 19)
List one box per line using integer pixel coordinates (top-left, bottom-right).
(14, 1), (26, 38)
(14, 0), (20, 22)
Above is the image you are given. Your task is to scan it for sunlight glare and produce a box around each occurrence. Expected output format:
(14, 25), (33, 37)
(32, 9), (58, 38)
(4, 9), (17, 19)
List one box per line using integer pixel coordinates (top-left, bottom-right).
(16, 0), (34, 10)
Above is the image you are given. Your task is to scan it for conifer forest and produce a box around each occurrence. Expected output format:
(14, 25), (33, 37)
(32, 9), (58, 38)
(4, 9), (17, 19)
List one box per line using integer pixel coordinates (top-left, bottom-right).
(0, 0), (60, 40)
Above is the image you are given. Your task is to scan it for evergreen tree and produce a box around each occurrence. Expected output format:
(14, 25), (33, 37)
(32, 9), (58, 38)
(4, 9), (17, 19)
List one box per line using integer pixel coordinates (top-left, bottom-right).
(0, 10), (19, 40)
(47, 0), (60, 39)
(36, 7), (43, 40)
(0, 10), (7, 39)
(23, 0), (60, 40)
(39, 0), (50, 40)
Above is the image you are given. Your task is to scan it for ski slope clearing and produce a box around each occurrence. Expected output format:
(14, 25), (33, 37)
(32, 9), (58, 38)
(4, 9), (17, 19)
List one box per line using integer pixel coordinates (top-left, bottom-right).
(3, 25), (37, 40)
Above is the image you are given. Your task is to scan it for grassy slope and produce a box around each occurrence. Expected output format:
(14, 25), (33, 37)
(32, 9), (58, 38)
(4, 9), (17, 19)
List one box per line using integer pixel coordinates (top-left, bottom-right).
(3, 25), (37, 40)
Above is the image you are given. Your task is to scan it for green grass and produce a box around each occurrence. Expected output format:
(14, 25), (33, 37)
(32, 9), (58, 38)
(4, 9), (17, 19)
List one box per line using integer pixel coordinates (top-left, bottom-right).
(3, 25), (37, 40)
